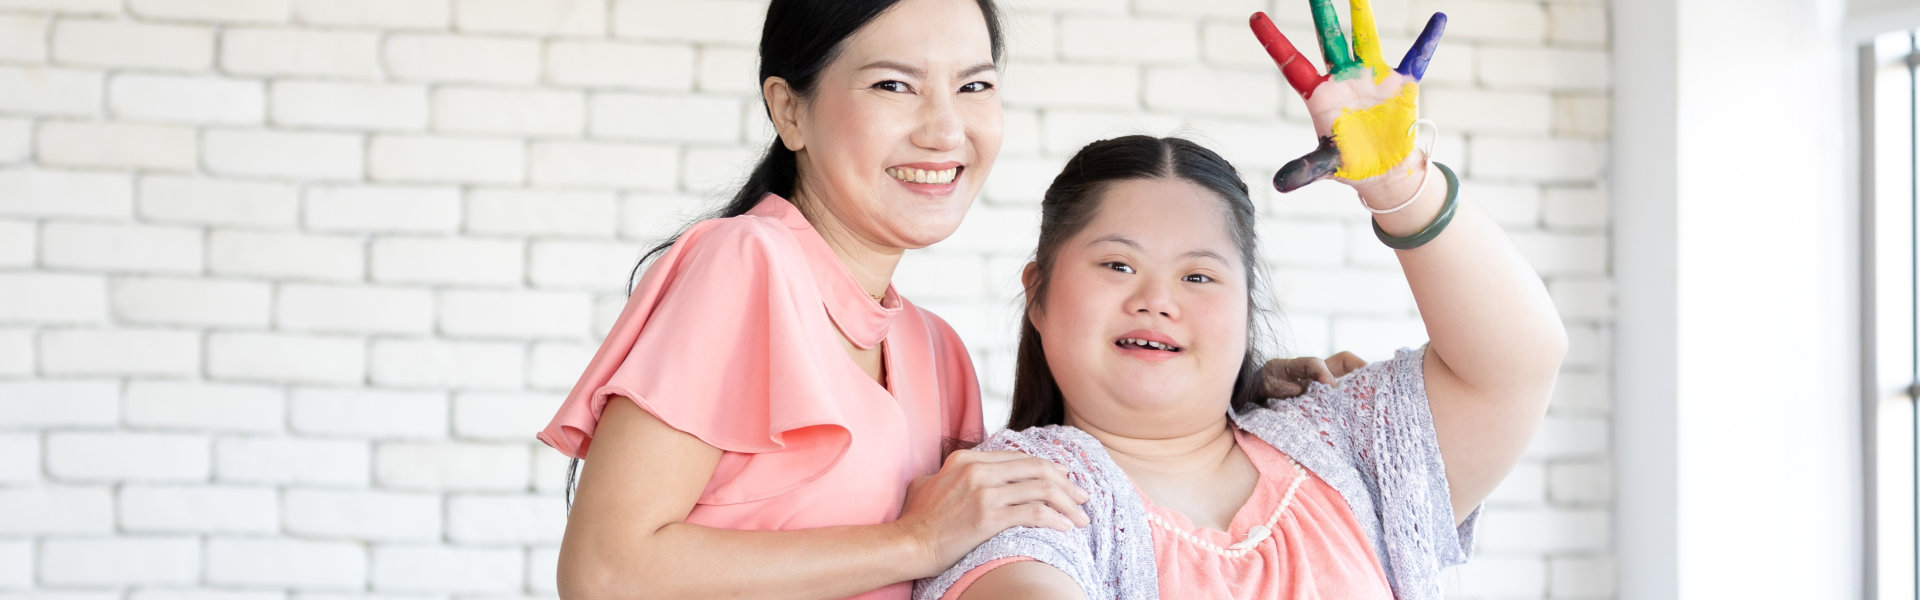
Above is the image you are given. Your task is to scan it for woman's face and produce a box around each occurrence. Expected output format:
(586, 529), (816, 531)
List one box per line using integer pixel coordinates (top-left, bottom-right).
(1030, 177), (1251, 438)
(778, 0), (1002, 251)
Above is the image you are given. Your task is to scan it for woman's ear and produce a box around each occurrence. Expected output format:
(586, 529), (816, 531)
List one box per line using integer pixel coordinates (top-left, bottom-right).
(763, 76), (805, 152)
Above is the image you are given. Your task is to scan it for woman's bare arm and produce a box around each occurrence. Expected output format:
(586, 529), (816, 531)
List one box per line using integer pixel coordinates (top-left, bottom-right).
(558, 398), (1090, 600)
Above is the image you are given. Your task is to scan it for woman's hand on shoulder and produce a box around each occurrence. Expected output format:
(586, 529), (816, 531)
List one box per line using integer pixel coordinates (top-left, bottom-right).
(1259, 351), (1368, 398)
(892, 449), (1091, 578)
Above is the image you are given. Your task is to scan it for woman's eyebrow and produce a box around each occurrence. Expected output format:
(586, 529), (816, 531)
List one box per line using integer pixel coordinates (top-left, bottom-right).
(856, 61), (997, 79)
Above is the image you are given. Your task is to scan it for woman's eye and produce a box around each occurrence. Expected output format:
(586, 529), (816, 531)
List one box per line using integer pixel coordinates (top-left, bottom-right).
(1103, 262), (1134, 274)
(874, 81), (910, 93)
(959, 81), (994, 93)
(1184, 273), (1214, 284)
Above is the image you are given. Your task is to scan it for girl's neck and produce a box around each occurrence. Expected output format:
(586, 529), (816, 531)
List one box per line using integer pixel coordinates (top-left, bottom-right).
(1065, 411), (1239, 477)
(791, 187), (902, 300)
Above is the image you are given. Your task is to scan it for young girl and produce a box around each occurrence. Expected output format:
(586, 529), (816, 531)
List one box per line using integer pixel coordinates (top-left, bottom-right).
(913, 8), (1566, 598)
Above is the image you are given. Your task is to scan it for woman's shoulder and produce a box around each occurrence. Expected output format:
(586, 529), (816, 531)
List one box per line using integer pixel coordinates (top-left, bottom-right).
(671, 210), (802, 266)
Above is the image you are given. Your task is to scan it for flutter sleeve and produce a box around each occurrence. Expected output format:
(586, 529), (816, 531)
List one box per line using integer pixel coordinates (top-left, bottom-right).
(535, 217), (857, 504)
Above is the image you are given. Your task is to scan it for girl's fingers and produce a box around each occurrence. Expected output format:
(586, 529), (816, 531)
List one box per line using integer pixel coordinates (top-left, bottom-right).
(1348, 0), (1392, 74)
(1275, 137), (1343, 193)
(1396, 12), (1448, 80)
(1250, 12), (1325, 98)
(1307, 0), (1356, 73)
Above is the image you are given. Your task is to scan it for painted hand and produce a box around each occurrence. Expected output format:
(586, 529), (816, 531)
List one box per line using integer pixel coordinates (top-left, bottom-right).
(1250, 2), (1447, 192)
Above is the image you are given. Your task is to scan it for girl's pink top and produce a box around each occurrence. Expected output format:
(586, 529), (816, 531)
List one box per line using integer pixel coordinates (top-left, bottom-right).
(943, 428), (1392, 599)
(537, 194), (984, 600)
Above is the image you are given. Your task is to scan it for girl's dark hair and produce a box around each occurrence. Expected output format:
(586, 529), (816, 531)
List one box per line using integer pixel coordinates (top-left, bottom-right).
(567, 0), (1006, 512)
(1005, 135), (1271, 431)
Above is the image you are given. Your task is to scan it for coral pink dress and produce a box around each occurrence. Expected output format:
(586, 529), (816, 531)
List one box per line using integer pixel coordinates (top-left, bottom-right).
(940, 428), (1393, 599)
(538, 194), (984, 600)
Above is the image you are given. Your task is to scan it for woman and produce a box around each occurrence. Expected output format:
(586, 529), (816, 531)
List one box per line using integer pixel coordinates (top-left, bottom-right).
(536, 1), (1350, 597)
(916, 5), (1568, 599)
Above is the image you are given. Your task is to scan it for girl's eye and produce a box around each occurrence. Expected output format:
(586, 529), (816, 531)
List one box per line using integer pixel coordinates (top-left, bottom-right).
(1103, 262), (1134, 274)
(1184, 273), (1214, 284)
(874, 81), (910, 93)
(959, 81), (994, 93)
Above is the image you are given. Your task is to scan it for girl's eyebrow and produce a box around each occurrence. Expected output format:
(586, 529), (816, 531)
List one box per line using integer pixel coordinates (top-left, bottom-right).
(1087, 234), (1229, 265)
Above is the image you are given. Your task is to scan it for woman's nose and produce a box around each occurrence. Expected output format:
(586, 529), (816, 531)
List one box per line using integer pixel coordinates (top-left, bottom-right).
(912, 96), (965, 152)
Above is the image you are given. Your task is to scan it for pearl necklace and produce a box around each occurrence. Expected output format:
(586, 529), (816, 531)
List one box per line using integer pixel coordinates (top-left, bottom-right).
(1142, 456), (1308, 558)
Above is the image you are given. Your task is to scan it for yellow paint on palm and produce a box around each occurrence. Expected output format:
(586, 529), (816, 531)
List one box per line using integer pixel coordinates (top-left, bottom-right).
(1331, 83), (1419, 180)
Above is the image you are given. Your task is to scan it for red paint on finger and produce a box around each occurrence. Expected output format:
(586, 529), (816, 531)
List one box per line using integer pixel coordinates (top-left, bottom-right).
(1250, 12), (1325, 98)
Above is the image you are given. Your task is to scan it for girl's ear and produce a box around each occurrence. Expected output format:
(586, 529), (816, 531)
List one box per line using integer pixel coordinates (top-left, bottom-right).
(1021, 261), (1043, 324)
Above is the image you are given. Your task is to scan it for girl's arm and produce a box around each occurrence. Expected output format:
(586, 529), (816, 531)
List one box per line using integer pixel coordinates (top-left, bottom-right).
(955, 562), (1088, 600)
(558, 399), (1090, 600)
(1251, 2), (1567, 523)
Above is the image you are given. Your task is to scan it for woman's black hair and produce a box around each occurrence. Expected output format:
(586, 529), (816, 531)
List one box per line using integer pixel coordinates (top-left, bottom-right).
(566, 0), (1006, 512)
(1005, 135), (1272, 431)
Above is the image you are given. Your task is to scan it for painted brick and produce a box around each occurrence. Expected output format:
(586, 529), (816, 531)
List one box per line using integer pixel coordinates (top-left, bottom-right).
(126, 380), (285, 433)
(40, 537), (199, 586)
(385, 34), (540, 85)
(1058, 16), (1198, 63)
(453, 0), (605, 36)
(119, 485), (279, 533)
(39, 328), (200, 377)
(41, 221), (202, 274)
(204, 129), (364, 181)
(283, 488), (442, 541)
(446, 493), (564, 544)
(590, 93), (740, 143)
(452, 392), (556, 441)
(277, 284), (436, 335)
(207, 230), (364, 282)
(214, 437), (370, 487)
(369, 545), (523, 593)
(432, 87), (583, 136)
(36, 121), (197, 171)
(306, 184), (462, 234)
(374, 441), (529, 491)
(466, 189), (618, 238)
(546, 41), (695, 91)
(205, 538), (366, 589)
(368, 338), (526, 391)
(139, 175), (298, 228)
(292, 0), (448, 28)
(0, 433), (36, 484)
(207, 332), (366, 385)
(221, 28), (381, 78)
(290, 387), (448, 439)
(0, 67), (101, 116)
(47, 431), (210, 482)
(528, 240), (644, 290)
(0, 272), (108, 324)
(0, 487), (114, 534)
(610, 0), (761, 45)
(271, 81), (430, 131)
(370, 236), (525, 286)
(528, 140), (677, 189)
(52, 20), (214, 71)
(130, 0), (290, 23)
(0, 14), (47, 62)
(0, 380), (118, 428)
(110, 74), (265, 125)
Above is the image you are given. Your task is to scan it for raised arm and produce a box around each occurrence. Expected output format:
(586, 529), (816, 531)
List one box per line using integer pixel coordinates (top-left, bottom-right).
(558, 399), (1090, 599)
(1251, 2), (1567, 522)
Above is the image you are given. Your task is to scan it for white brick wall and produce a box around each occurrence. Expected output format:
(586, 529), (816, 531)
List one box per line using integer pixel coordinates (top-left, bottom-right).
(0, 0), (1613, 597)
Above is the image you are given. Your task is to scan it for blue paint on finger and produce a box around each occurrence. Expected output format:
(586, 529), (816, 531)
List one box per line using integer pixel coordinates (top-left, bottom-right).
(1396, 13), (1447, 80)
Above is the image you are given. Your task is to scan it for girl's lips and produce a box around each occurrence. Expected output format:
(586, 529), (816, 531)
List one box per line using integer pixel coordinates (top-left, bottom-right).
(1113, 330), (1183, 363)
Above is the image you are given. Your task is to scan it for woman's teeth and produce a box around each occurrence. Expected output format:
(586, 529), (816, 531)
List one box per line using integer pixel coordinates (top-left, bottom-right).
(887, 167), (958, 185)
(1118, 338), (1179, 352)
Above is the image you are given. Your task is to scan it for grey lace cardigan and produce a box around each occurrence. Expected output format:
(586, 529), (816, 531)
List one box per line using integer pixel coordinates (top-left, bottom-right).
(913, 346), (1480, 600)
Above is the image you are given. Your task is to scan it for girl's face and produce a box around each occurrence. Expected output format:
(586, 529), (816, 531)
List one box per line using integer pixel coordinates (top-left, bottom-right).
(779, 0), (1002, 250)
(1030, 177), (1251, 438)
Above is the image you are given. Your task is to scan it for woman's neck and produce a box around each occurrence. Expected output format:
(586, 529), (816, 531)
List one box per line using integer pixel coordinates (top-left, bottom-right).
(1065, 410), (1239, 478)
(791, 187), (902, 299)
